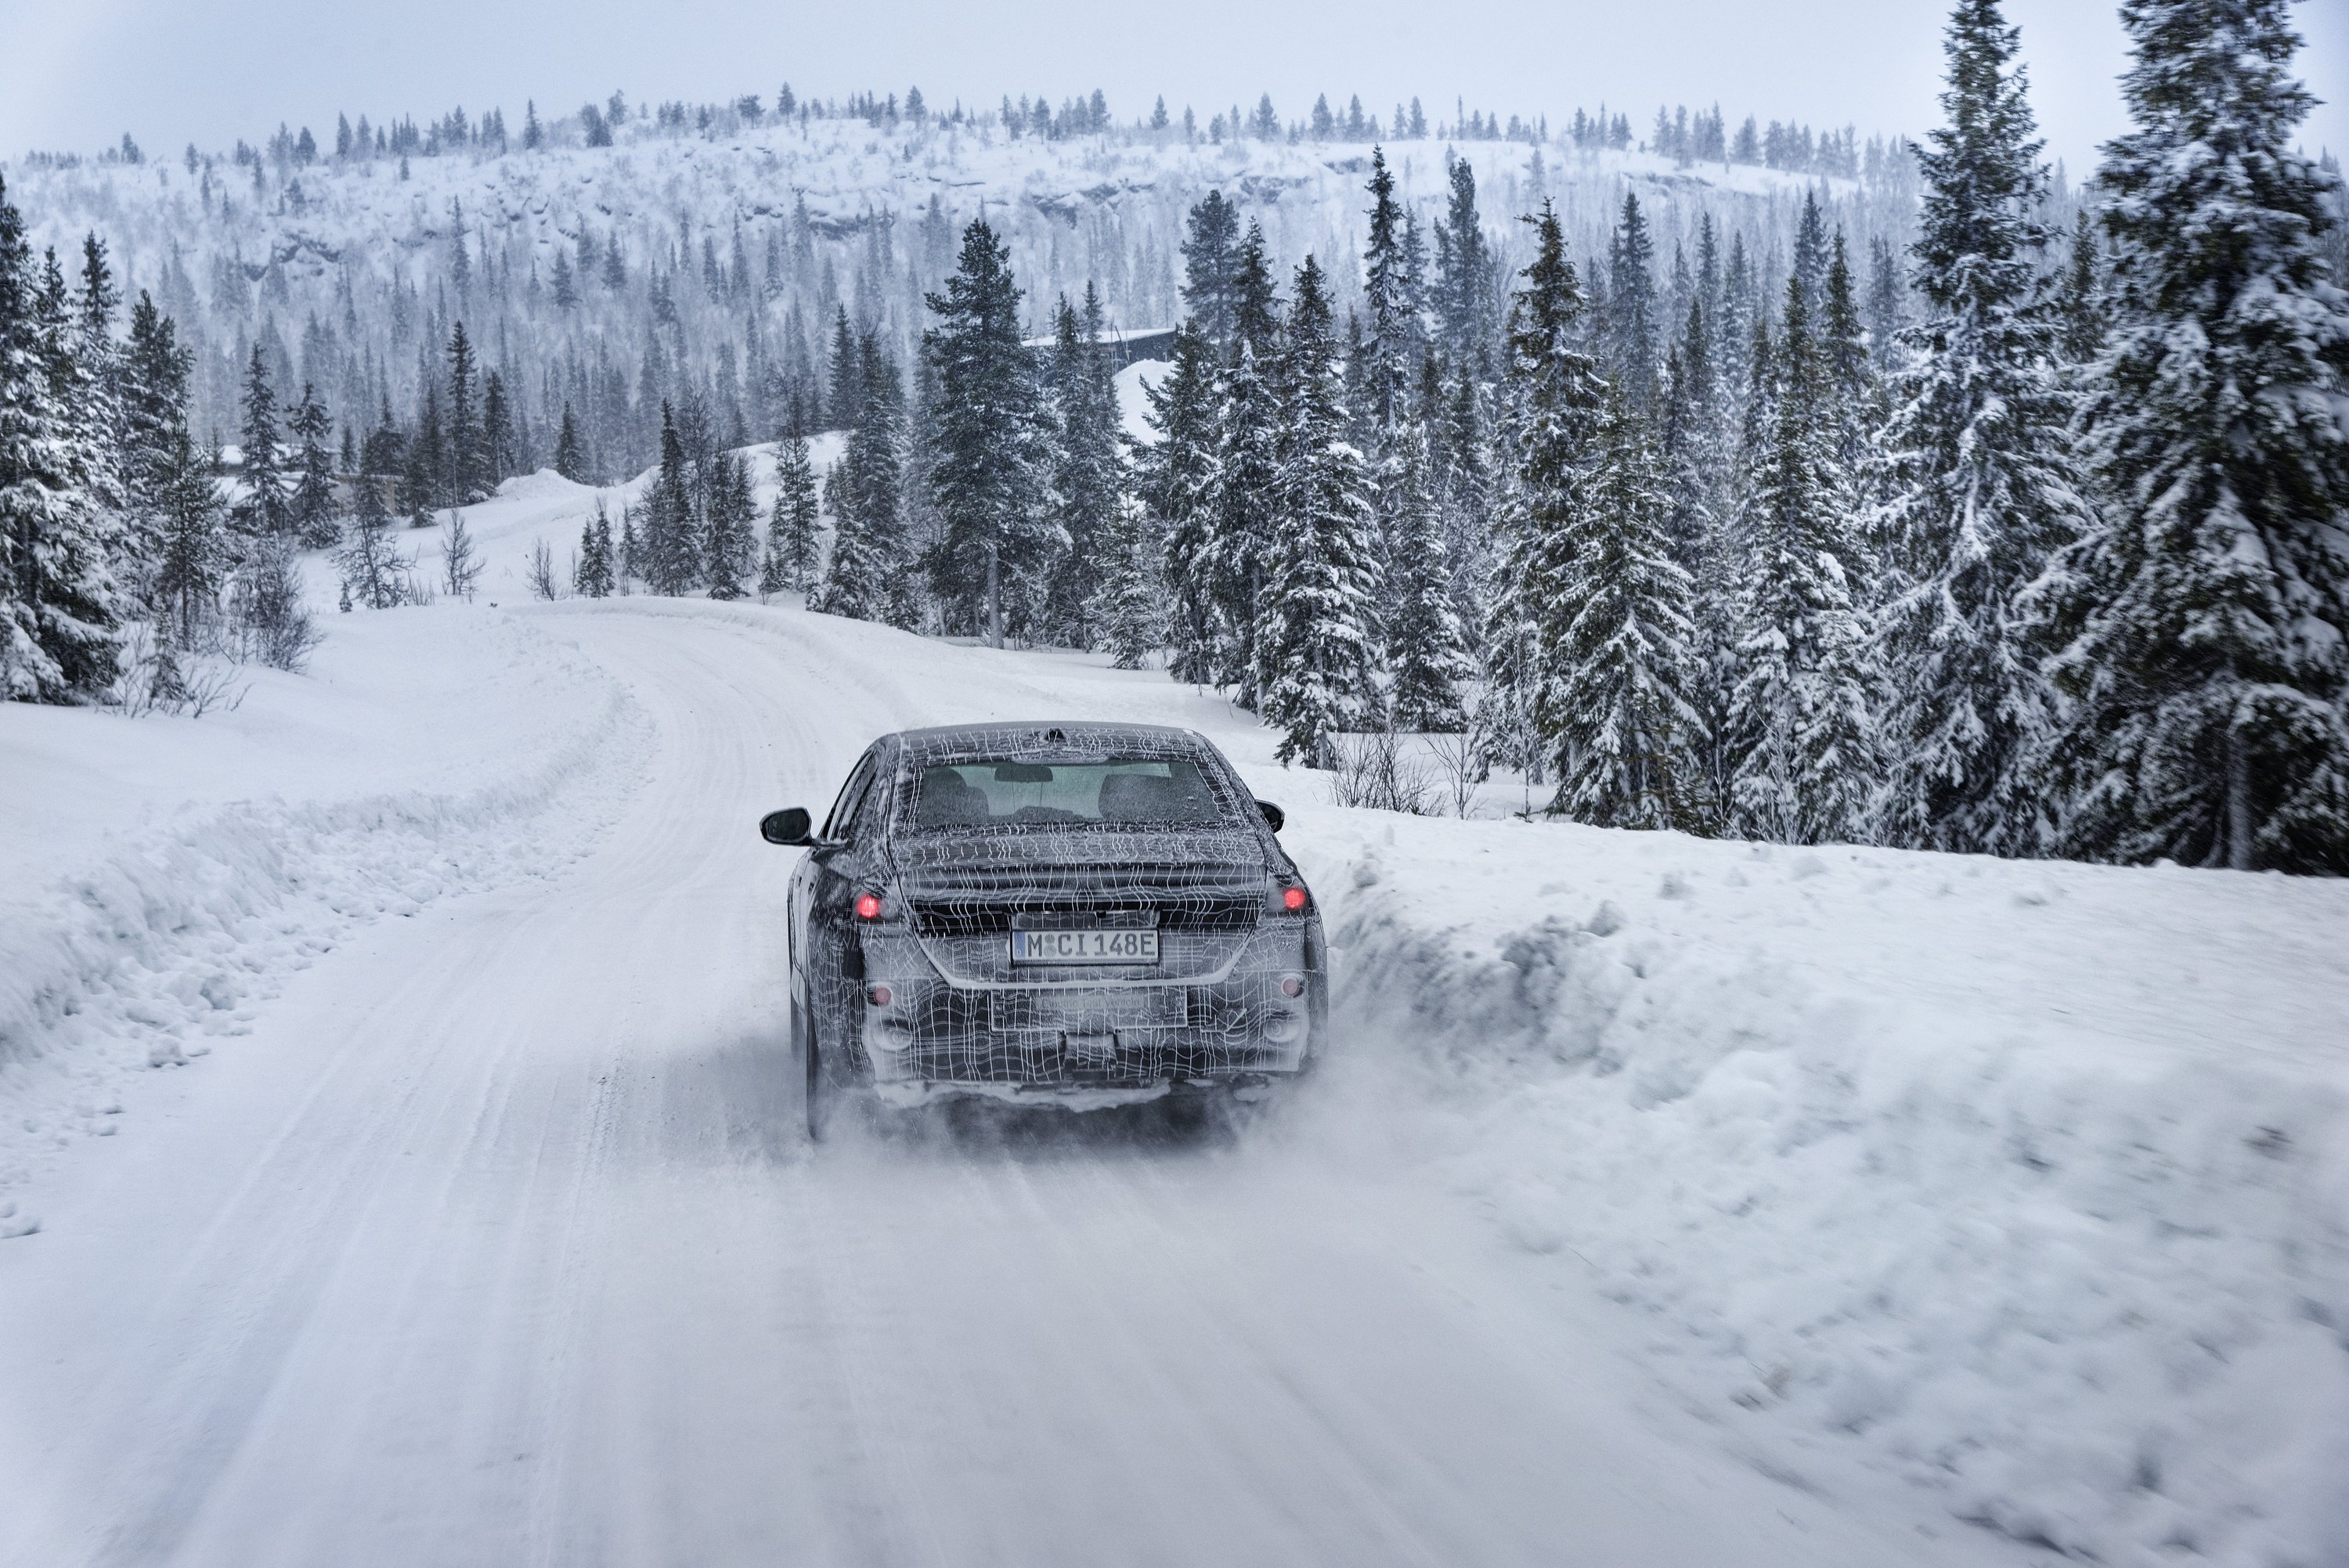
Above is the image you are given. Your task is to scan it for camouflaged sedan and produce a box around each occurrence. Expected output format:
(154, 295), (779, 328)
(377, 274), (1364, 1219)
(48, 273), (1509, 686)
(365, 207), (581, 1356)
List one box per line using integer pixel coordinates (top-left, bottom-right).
(760, 722), (1327, 1137)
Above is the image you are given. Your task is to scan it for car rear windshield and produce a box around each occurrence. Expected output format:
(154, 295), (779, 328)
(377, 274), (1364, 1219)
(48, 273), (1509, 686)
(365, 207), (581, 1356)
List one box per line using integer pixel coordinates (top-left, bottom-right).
(907, 758), (1239, 832)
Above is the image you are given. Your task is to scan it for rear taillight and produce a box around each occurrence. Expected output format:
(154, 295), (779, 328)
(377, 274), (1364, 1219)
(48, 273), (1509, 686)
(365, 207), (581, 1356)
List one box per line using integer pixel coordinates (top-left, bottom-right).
(1279, 975), (1304, 998)
(866, 983), (893, 1007)
(855, 892), (884, 921)
(1268, 883), (1308, 914)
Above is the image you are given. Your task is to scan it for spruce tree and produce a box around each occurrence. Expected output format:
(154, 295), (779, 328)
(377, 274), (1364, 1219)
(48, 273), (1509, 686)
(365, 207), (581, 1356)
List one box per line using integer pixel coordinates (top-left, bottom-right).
(852, 334), (921, 629)
(2, 200), (127, 702)
(617, 506), (640, 593)
(1875, 0), (2090, 857)
(118, 290), (193, 607)
(1041, 287), (1124, 647)
(640, 402), (701, 594)
(152, 425), (231, 637)
(824, 305), (862, 431)
(1380, 416), (1474, 731)
(2056, 211), (2105, 366)
(575, 500), (615, 598)
(235, 345), (289, 534)
(401, 382), (445, 526)
(765, 434), (821, 593)
(703, 450), (756, 599)
(1545, 389), (1708, 828)
(482, 371), (512, 488)
(1431, 157), (1496, 365)
(1094, 493), (1163, 671)
(814, 335), (916, 626)
(1865, 236), (1907, 371)
(1180, 190), (1242, 351)
(287, 384), (338, 546)
(70, 236), (126, 531)
(1713, 233), (1760, 409)
(1434, 356), (1495, 636)
(1727, 276), (1879, 845)
(553, 401), (586, 481)
(1211, 337), (1282, 701)
(1790, 191), (1831, 305)
(1230, 222), (1281, 362)
(119, 292), (191, 495)
(1487, 201), (1607, 783)
(1257, 256), (1379, 766)
(1139, 322), (1224, 686)
(814, 456), (892, 620)
(2045, 0), (2349, 873)
(446, 322), (483, 502)
(1662, 294), (1740, 820)
(1607, 192), (1662, 413)
(1818, 233), (1875, 467)
(923, 218), (1048, 644)
(1359, 148), (1422, 433)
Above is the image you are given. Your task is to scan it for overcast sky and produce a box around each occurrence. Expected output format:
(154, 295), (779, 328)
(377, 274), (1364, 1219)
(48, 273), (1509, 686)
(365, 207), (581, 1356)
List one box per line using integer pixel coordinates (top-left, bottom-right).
(2, 0), (2344, 175)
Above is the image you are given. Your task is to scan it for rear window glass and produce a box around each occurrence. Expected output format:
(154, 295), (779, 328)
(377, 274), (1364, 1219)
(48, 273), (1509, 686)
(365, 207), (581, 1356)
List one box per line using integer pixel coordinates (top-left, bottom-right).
(907, 759), (1238, 832)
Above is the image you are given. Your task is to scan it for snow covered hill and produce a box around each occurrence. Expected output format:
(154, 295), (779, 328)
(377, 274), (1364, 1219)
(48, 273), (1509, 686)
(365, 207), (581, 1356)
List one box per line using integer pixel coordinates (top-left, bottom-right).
(2, 110), (1913, 466)
(1, 466), (2343, 1566)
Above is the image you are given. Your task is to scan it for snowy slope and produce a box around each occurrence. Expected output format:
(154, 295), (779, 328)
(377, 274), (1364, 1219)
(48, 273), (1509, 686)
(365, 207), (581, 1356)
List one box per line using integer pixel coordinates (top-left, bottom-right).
(11, 118), (1846, 311)
(4, 111), (1900, 460)
(2, 470), (2344, 1565)
(0, 607), (649, 1220)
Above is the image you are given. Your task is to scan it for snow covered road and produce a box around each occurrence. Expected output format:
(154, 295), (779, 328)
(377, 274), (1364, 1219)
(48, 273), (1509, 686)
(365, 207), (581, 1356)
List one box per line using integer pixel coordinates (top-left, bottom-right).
(0, 604), (2019, 1568)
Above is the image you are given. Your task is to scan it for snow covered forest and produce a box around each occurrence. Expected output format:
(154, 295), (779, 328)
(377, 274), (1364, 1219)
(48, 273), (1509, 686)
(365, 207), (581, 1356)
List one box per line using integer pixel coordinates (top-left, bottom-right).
(5, 0), (2349, 873)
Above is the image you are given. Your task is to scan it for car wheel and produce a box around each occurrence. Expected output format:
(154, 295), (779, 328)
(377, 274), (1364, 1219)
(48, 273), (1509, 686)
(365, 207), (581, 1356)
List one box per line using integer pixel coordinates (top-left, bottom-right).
(794, 991), (834, 1144)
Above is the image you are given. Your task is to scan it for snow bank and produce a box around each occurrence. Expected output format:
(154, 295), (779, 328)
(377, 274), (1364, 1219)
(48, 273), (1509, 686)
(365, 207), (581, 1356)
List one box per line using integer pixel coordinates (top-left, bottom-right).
(0, 609), (647, 1226)
(1285, 809), (2349, 1567)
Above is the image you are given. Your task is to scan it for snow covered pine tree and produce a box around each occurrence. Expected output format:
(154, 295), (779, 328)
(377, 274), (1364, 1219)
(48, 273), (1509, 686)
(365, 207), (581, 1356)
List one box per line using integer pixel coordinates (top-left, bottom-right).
(2045, 0), (2349, 874)
(2, 177), (128, 701)
(1875, 0), (2091, 857)
(1727, 272), (1879, 845)
(1257, 256), (1378, 766)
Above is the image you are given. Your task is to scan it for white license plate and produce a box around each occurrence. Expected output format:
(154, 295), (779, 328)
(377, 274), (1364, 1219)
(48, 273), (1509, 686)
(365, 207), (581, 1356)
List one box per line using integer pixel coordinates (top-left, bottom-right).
(1010, 928), (1160, 965)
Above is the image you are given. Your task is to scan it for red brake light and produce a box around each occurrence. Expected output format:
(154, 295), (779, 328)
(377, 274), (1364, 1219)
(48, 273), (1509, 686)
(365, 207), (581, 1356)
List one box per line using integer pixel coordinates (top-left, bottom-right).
(867, 983), (893, 1007)
(855, 892), (883, 921)
(1280, 975), (1304, 998)
(1282, 885), (1308, 912)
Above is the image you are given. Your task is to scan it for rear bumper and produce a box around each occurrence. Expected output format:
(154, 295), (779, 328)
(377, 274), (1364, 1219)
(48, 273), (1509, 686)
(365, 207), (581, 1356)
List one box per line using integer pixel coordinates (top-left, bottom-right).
(864, 1018), (1313, 1091)
(872, 1071), (1294, 1112)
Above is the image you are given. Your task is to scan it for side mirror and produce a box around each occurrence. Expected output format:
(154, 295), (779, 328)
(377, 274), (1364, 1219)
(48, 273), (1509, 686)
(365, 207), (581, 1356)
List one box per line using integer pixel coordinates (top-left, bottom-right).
(760, 807), (814, 846)
(1256, 799), (1286, 833)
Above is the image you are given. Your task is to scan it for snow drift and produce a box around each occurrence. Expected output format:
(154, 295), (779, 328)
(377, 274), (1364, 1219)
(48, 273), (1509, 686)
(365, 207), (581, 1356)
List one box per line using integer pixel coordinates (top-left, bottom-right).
(1297, 809), (2349, 1568)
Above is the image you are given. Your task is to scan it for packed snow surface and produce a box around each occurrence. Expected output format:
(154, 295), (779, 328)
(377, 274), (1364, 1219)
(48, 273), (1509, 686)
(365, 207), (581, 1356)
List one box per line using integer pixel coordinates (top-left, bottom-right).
(1, 478), (2344, 1568)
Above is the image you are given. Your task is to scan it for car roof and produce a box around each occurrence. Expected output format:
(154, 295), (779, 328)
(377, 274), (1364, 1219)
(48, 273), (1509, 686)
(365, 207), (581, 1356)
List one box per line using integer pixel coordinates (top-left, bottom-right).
(889, 721), (1210, 760)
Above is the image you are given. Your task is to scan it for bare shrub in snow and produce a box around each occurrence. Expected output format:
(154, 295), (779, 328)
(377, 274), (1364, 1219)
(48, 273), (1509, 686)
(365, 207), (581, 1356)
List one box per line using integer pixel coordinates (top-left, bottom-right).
(526, 539), (565, 601)
(441, 514), (484, 601)
(1424, 729), (1486, 818)
(106, 621), (248, 718)
(1327, 729), (1434, 815)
